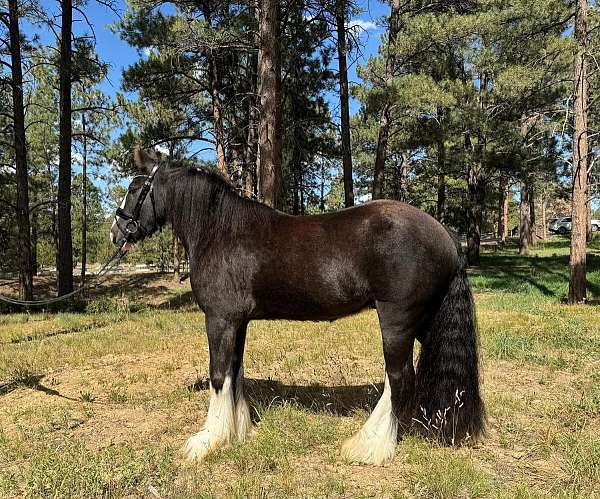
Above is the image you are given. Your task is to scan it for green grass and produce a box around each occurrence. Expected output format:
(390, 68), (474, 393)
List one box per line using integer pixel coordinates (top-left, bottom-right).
(0, 236), (599, 497)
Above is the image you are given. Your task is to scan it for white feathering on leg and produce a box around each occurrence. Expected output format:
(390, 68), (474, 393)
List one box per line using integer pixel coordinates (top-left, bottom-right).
(340, 374), (398, 466)
(184, 376), (236, 461)
(234, 366), (253, 442)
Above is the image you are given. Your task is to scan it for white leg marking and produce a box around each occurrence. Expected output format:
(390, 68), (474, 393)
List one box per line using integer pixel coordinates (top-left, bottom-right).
(234, 366), (253, 442)
(340, 374), (398, 466)
(184, 376), (236, 461)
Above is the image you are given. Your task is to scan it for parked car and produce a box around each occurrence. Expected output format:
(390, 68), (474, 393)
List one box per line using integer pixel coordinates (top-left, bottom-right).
(548, 217), (571, 234)
(548, 216), (600, 234)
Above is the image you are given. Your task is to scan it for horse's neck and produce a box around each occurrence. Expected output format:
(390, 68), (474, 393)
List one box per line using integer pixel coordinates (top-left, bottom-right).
(164, 172), (250, 252)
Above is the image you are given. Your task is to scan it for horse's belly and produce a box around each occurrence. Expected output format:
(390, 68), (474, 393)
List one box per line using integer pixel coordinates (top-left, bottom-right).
(252, 275), (372, 321)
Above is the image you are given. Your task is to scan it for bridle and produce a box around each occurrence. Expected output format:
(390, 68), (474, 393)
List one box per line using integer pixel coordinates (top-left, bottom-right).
(114, 162), (162, 245)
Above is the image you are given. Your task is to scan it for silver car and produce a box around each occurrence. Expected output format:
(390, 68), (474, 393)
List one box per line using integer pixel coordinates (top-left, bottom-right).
(548, 216), (600, 234)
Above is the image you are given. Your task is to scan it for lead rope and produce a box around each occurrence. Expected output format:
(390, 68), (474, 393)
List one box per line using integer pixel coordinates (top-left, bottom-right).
(0, 245), (127, 307)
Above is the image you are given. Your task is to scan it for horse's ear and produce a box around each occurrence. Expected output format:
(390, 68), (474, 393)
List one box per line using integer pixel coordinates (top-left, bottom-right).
(133, 147), (160, 174)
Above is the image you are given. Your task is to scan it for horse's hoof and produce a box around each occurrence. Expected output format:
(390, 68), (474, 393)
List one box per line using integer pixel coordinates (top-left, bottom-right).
(340, 430), (396, 466)
(183, 430), (223, 461)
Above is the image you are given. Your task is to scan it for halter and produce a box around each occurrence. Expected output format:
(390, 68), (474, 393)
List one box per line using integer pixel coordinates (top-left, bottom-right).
(114, 162), (162, 244)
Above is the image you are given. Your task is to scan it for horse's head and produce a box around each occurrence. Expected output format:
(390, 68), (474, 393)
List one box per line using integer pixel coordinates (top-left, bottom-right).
(110, 147), (166, 251)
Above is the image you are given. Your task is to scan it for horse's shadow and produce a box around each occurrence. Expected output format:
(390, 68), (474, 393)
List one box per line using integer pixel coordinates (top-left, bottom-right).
(189, 376), (382, 417)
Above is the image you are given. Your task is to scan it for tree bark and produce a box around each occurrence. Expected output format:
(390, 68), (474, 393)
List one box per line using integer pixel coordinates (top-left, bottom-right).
(210, 58), (227, 176)
(529, 184), (536, 246)
(569, 0), (589, 303)
(541, 197), (547, 241)
(243, 4), (259, 198)
(257, 0), (282, 208)
(173, 235), (181, 281)
(503, 185), (509, 240)
(519, 181), (530, 256)
(586, 195), (592, 241)
(81, 113), (88, 287)
(436, 137), (446, 223)
(372, 0), (401, 200)
(336, 0), (354, 207)
(201, 1), (228, 177)
(466, 165), (484, 266)
(498, 174), (507, 242)
(31, 209), (38, 275)
(292, 135), (300, 215)
(57, 0), (74, 296)
(400, 151), (409, 202)
(8, 0), (34, 300)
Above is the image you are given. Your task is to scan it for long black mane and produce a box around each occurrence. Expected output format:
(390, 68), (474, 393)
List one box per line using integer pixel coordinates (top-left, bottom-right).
(162, 162), (271, 246)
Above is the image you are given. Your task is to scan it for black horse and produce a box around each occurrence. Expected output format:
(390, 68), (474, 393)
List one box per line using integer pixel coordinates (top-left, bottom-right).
(110, 148), (485, 465)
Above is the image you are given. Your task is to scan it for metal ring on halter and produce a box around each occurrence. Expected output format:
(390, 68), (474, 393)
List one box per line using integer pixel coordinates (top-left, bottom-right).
(125, 219), (139, 235)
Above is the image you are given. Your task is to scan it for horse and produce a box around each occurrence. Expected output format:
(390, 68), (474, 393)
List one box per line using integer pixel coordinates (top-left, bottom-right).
(110, 147), (485, 466)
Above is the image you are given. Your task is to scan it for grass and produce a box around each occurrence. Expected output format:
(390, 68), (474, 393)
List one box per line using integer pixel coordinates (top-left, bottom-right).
(0, 237), (599, 497)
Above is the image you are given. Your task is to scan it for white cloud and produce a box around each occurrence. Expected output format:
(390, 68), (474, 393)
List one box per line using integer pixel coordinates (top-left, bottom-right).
(347, 19), (378, 32)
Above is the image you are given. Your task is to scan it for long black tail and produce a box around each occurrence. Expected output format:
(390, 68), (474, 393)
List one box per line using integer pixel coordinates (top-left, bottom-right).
(414, 248), (485, 444)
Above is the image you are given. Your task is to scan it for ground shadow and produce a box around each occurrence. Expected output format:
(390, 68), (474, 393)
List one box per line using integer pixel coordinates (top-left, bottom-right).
(0, 374), (79, 403)
(188, 376), (382, 417)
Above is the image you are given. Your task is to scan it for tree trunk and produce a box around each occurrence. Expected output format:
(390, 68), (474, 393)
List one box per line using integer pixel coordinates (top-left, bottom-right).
(31, 209), (38, 275)
(519, 181), (530, 256)
(569, 0), (589, 303)
(498, 174), (507, 242)
(373, 110), (390, 199)
(8, 0), (33, 300)
(503, 185), (509, 241)
(201, 1), (228, 177)
(173, 235), (181, 281)
(541, 197), (547, 241)
(372, 0), (401, 200)
(529, 185), (537, 246)
(400, 151), (409, 202)
(292, 134), (300, 215)
(81, 113), (88, 287)
(436, 137), (446, 223)
(467, 165), (484, 266)
(336, 0), (354, 207)
(257, 0), (282, 208)
(57, 0), (74, 296)
(586, 197), (592, 241)
(320, 160), (325, 212)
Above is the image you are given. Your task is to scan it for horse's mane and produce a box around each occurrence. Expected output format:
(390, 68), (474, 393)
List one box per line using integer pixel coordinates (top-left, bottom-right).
(163, 160), (271, 241)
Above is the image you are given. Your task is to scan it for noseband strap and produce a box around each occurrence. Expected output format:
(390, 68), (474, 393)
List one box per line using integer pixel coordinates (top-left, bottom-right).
(114, 162), (162, 242)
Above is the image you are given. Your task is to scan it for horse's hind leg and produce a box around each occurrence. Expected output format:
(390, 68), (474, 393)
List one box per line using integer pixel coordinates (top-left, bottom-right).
(233, 322), (253, 443)
(184, 315), (247, 461)
(341, 301), (417, 466)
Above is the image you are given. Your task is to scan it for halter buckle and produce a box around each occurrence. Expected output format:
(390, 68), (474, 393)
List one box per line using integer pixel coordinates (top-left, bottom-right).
(125, 219), (139, 235)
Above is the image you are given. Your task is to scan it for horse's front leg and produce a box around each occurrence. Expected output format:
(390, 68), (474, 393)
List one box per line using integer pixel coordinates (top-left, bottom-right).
(184, 315), (248, 461)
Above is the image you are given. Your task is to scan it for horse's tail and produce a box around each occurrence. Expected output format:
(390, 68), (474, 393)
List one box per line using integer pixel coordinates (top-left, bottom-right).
(414, 244), (485, 444)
